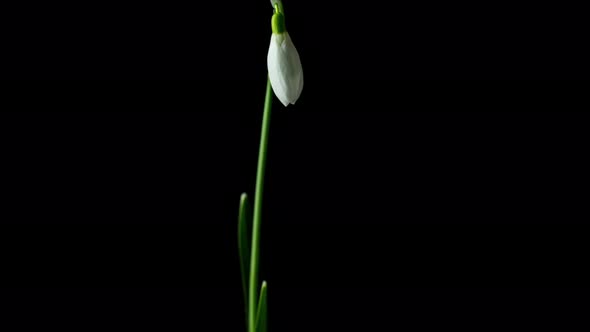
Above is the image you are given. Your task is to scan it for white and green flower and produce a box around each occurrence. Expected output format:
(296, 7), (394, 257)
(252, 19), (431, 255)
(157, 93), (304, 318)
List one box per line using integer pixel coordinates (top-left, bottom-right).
(267, 1), (303, 106)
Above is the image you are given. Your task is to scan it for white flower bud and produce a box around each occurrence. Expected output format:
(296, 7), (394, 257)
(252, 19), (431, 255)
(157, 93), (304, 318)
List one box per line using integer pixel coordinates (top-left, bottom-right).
(267, 5), (303, 106)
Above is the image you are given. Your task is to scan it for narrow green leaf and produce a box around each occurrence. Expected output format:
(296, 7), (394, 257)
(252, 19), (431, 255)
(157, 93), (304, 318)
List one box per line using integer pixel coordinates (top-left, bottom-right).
(238, 192), (252, 325)
(255, 281), (268, 332)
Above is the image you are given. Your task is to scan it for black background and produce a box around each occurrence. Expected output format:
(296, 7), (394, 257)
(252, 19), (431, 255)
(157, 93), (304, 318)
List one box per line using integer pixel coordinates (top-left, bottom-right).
(2, 1), (588, 79)
(2, 1), (590, 331)
(2, 92), (589, 331)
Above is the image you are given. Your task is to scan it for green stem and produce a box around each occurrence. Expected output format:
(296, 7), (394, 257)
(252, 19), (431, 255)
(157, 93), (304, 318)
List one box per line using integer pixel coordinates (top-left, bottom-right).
(249, 77), (273, 332)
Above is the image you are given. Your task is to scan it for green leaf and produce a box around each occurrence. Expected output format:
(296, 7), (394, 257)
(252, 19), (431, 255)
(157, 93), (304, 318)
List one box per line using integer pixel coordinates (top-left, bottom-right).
(238, 193), (252, 325)
(255, 281), (268, 332)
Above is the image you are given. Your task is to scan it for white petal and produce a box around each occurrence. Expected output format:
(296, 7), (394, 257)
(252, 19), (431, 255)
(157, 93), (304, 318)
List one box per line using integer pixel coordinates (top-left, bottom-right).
(268, 34), (290, 106)
(296, 68), (304, 103)
(267, 32), (304, 106)
(284, 33), (303, 104)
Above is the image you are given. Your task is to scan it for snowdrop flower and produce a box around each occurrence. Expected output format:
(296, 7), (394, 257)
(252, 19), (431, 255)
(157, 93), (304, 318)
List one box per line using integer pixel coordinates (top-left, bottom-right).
(267, 1), (303, 106)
